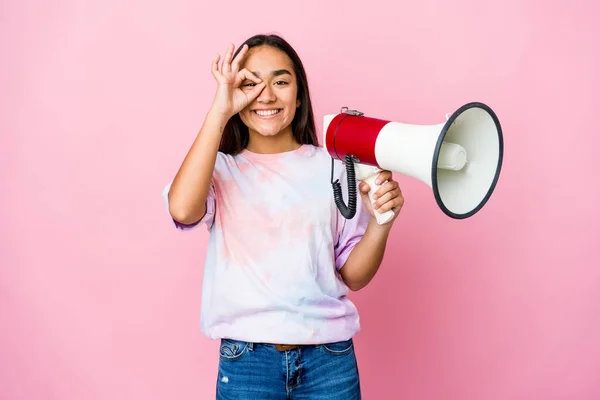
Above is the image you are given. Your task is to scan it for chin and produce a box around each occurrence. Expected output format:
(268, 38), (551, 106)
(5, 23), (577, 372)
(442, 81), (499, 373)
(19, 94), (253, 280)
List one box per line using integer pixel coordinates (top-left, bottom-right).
(248, 119), (293, 137)
(252, 127), (286, 137)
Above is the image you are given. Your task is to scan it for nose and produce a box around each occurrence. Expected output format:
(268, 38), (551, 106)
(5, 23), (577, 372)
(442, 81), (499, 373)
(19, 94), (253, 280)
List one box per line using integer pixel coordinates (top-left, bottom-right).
(257, 84), (276, 103)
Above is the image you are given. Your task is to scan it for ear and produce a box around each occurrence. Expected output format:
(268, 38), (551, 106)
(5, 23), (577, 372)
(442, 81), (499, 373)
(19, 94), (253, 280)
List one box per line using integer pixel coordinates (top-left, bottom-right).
(296, 99), (301, 108)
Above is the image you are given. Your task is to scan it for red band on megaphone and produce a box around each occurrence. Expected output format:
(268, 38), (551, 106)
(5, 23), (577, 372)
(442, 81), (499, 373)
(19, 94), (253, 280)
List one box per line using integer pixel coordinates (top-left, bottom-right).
(325, 113), (389, 166)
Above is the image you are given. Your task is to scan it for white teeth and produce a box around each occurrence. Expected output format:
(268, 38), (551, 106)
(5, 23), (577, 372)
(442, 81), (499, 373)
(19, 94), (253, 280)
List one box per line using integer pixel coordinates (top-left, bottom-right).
(255, 109), (281, 116)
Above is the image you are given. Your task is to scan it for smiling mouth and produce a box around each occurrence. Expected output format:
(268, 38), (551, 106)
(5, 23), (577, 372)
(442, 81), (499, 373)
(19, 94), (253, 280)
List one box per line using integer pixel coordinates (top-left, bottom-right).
(253, 109), (282, 116)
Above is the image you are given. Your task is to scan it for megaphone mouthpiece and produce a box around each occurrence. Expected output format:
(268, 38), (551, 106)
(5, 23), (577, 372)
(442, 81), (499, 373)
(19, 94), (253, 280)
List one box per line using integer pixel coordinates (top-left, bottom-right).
(437, 142), (467, 171)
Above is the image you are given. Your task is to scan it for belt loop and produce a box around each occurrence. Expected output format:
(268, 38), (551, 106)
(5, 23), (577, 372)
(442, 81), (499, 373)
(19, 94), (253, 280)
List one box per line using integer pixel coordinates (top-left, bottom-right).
(248, 342), (254, 351)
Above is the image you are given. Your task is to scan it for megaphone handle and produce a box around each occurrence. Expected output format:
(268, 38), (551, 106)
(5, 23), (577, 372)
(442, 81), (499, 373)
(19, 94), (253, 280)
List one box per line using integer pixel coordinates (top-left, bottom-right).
(362, 174), (395, 225)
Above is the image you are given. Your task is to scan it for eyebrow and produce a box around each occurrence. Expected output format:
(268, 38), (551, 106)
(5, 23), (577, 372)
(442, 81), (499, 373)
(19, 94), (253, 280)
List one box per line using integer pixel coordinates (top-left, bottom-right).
(251, 69), (292, 78)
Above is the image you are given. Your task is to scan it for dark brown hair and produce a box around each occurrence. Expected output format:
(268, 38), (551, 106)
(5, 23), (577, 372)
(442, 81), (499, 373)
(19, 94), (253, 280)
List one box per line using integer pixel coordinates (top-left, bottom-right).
(218, 34), (318, 155)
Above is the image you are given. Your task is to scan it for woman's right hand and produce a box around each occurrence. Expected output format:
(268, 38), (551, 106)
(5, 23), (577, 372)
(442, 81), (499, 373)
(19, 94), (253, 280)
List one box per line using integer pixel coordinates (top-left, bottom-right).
(210, 43), (265, 120)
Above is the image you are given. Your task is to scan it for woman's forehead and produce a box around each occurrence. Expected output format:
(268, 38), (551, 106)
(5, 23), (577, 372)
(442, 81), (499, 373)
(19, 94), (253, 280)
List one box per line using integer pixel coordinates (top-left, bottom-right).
(241, 46), (295, 75)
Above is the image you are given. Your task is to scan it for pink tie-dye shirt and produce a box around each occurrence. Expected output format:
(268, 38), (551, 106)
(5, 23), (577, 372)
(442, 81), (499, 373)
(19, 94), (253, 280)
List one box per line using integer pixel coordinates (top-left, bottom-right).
(162, 144), (370, 344)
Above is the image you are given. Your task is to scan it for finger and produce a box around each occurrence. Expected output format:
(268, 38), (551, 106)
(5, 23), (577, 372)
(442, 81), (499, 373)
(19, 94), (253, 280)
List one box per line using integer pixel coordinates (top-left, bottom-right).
(231, 44), (248, 72)
(235, 69), (262, 91)
(222, 43), (234, 73)
(238, 68), (262, 84)
(373, 180), (399, 200)
(211, 54), (221, 79)
(246, 81), (266, 102)
(376, 192), (404, 213)
(373, 187), (401, 210)
(375, 170), (393, 185)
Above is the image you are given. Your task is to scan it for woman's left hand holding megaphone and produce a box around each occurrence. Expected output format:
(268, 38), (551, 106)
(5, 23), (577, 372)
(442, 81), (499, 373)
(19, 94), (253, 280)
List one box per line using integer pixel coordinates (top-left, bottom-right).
(358, 170), (404, 225)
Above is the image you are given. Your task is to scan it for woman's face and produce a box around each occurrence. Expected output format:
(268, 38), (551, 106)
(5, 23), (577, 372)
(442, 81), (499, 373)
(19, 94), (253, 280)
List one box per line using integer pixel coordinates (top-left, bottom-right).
(239, 45), (301, 139)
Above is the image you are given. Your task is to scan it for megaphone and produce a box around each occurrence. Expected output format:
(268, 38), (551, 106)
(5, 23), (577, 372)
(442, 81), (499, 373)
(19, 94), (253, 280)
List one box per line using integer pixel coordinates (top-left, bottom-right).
(323, 102), (503, 224)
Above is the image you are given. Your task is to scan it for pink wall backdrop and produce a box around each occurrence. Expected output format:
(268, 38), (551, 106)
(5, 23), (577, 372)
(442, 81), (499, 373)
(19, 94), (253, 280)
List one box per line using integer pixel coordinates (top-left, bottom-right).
(2, 0), (599, 399)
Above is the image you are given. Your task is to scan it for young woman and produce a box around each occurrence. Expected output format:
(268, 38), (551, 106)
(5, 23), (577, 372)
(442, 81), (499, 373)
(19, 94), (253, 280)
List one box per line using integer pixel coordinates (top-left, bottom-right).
(163, 33), (404, 399)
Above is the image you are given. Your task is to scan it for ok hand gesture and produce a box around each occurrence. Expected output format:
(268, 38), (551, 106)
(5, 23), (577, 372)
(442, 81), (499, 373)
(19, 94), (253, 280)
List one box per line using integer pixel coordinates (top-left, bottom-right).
(210, 43), (265, 120)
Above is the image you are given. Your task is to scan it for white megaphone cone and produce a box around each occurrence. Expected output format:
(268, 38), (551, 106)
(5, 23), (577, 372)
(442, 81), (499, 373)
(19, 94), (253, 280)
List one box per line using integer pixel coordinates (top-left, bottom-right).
(323, 102), (503, 223)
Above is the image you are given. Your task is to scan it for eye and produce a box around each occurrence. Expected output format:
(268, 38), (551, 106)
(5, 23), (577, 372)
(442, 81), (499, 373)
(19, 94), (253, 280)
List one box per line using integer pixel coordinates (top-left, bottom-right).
(275, 81), (288, 85)
(243, 82), (256, 87)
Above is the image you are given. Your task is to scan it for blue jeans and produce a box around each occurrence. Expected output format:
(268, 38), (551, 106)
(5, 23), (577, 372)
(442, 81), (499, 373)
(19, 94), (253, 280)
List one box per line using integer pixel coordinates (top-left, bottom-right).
(215, 338), (361, 399)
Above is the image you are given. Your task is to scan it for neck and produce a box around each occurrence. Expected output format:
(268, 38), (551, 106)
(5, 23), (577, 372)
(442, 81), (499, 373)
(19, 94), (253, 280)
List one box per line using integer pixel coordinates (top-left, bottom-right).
(246, 128), (301, 154)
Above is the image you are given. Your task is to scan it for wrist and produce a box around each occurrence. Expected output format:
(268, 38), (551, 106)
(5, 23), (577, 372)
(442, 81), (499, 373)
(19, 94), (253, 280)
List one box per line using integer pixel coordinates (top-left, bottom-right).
(366, 216), (393, 236)
(207, 107), (233, 125)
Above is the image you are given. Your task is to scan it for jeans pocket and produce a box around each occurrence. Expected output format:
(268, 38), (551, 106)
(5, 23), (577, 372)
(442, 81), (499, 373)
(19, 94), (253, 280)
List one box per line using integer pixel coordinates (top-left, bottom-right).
(219, 339), (250, 362)
(319, 338), (354, 356)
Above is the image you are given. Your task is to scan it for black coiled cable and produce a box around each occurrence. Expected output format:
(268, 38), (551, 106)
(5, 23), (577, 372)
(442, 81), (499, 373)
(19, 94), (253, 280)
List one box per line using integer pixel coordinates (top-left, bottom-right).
(331, 154), (357, 219)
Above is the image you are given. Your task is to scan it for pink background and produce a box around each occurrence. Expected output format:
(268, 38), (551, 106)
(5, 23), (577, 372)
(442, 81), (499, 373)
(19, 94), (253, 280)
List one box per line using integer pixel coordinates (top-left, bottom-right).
(2, 0), (599, 399)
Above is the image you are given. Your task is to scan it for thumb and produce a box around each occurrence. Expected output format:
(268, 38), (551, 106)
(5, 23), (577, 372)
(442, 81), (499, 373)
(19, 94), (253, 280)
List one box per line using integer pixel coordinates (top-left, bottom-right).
(359, 182), (371, 201)
(247, 82), (266, 102)
(359, 181), (370, 195)
(358, 182), (374, 213)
